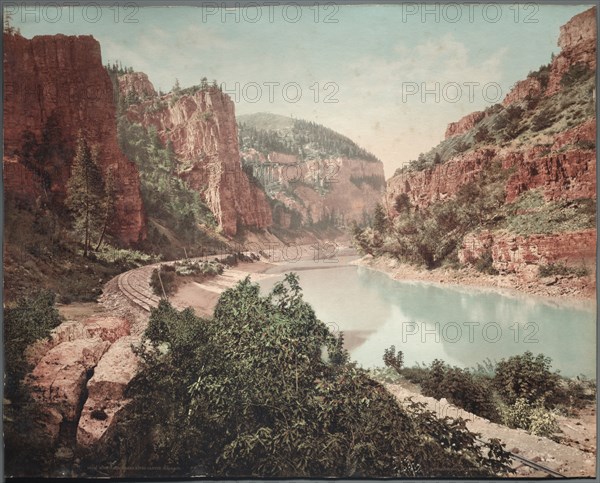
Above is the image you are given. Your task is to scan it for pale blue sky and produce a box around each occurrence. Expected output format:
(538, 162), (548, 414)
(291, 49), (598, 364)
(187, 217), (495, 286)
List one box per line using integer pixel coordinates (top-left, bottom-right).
(9, 3), (593, 176)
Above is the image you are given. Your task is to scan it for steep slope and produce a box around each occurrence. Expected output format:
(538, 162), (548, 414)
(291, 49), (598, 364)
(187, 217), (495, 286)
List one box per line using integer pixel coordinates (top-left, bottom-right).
(371, 7), (596, 279)
(238, 113), (386, 228)
(120, 76), (272, 236)
(3, 33), (146, 245)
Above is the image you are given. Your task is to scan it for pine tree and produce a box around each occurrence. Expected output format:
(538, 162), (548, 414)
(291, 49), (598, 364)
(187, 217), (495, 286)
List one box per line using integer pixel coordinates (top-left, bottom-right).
(373, 202), (388, 234)
(66, 135), (107, 257)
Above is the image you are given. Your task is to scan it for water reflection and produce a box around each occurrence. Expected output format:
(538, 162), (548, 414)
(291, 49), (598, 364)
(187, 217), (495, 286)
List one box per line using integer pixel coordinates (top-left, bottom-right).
(258, 266), (596, 377)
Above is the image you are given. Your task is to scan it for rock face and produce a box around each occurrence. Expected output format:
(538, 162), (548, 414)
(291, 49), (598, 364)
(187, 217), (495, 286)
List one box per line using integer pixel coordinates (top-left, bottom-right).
(546, 7), (597, 96)
(242, 148), (385, 227)
(124, 83), (272, 236)
(502, 77), (543, 107)
(503, 122), (596, 203)
(500, 8), (596, 102)
(77, 335), (139, 449)
(384, 8), (596, 277)
(386, 148), (496, 211)
(3, 33), (146, 245)
(445, 111), (485, 139)
(459, 229), (596, 276)
(25, 316), (134, 448)
(118, 72), (156, 100)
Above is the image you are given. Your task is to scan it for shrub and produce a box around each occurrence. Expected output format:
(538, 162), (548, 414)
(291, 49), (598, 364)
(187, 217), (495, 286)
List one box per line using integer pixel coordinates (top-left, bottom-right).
(420, 360), (500, 422)
(531, 106), (556, 132)
(538, 262), (589, 278)
(474, 249), (499, 275)
(150, 264), (177, 296)
(560, 62), (594, 88)
(474, 126), (492, 144)
(500, 398), (560, 438)
(575, 139), (595, 150)
(4, 292), (64, 476)
(493, 352), (561, 406)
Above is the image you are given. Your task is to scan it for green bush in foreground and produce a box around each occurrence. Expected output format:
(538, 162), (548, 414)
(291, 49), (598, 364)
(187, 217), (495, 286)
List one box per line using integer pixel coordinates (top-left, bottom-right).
(493, 351), (561, 407)
(500, 398), (560, 438)
(93, 275), (512, 478)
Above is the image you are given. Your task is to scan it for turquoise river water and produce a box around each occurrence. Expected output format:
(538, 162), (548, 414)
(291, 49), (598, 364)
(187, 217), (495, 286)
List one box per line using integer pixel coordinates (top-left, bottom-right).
(258, 264), (596, 378)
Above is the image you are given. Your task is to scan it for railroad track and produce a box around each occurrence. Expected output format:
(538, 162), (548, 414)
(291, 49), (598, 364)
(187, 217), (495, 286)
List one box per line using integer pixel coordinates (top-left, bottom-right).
(474, 437), (566, 478)
(115, 252), (260, 313)
(117, 265), (161, 312)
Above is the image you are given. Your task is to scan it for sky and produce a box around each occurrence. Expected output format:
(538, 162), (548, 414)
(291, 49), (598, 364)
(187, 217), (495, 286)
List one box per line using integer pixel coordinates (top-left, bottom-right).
(8, 3), (593, 177)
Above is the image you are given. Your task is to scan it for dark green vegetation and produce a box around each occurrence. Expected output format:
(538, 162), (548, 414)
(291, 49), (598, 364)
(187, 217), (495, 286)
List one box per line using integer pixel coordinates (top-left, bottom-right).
(238, 113), (380, 163)
(377, 350), (595, 438)
(83, 275), (511, 478)
(4, 292), (63, 475)
(4, 195), (155, 304)
(66, 136), (114, 257)
(354, 160), (509, 269)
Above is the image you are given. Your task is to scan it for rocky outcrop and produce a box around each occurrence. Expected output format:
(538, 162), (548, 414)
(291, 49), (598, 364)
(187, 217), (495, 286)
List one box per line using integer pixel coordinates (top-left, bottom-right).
(499, 7), (596, 104)
(124, 83), (272, 236)
(503, 119), (596, 203)
(502, 77), (544, 107)
(26, 337), (111, 445)
(25, 316), (134, 448)
(546, 7), (597, 96)
(386, 148), (496, 213)
(445, 111), (485, 139)
(3, 33), (146, 245)
(118, 72), (156, 100)
(77, 335), (138, 449)
(459, 229), (596, 276)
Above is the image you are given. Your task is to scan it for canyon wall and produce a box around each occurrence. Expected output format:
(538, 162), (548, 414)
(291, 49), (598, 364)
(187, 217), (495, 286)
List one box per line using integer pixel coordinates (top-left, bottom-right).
(385, 7), (596, 273)
(124, 80), (272, 236)
(459, 229), (596, 276)
(3, 33), (146, 245)
(241, 148), (386, 228)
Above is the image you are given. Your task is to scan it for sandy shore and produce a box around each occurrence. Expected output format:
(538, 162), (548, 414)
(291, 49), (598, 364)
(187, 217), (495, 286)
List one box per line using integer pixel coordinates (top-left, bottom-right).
(170, 260), (275, 317)
(354, 254), (596, 310)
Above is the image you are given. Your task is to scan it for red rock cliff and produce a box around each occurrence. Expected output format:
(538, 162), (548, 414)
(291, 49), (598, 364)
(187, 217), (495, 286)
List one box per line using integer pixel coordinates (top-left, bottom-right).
(125, 83), (272, 236)
(385, 8), (596, 276)
(3, 33), (146, 245)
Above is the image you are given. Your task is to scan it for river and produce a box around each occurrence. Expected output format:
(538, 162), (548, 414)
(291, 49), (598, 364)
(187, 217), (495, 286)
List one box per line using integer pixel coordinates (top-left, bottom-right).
(258, 258), (596, 378)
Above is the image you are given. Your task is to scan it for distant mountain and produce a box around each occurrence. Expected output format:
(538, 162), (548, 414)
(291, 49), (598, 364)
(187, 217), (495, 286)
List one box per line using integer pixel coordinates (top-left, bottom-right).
(238, 113), (380, 164)
(238, 113), (385, 230)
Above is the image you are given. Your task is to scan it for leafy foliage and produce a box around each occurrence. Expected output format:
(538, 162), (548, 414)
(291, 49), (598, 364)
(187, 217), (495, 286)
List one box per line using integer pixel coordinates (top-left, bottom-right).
(493, 352), (561, 406)
(499, 398), (560, 438)
(150, 264), (177, 297)
(96, 275), (512, 478)
(355, 161), (509, 269)
(419, 360), (500, 422)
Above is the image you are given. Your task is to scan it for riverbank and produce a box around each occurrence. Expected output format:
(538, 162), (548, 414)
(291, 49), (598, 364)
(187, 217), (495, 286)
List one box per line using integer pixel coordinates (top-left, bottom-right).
(353, 254), (596, 309)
